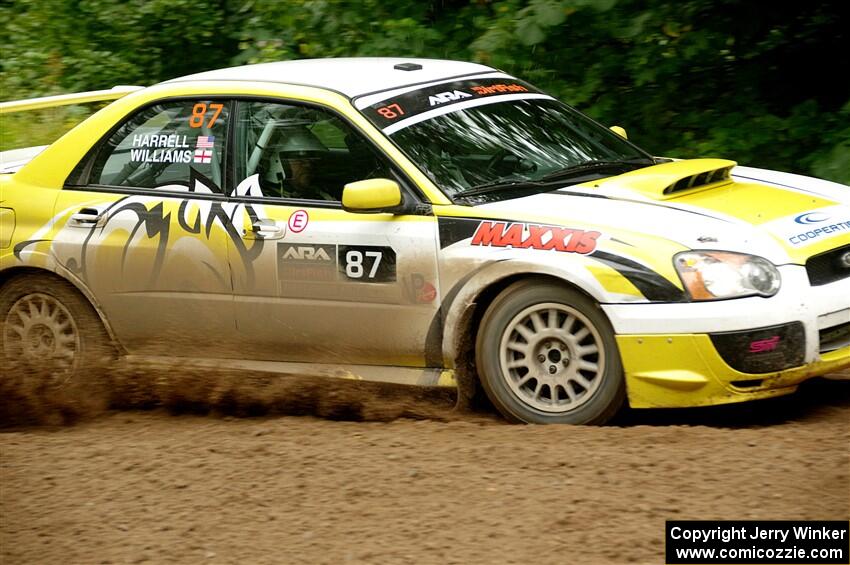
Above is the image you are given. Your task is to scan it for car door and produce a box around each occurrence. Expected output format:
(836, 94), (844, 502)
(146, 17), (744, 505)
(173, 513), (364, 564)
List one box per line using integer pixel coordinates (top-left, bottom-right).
(51, 98), (237, 356)
(225, 99), (442, 367)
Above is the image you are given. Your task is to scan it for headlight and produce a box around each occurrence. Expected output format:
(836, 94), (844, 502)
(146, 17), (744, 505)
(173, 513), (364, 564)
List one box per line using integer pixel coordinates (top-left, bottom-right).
(673, 251), (781, 300)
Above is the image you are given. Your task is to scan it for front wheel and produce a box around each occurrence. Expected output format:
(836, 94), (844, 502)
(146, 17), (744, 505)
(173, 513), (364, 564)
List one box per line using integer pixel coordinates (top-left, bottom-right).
(476, 280), (625, 424)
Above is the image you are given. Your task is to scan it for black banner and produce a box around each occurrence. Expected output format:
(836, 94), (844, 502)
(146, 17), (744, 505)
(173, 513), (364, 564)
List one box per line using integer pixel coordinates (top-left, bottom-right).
(666, 521), (849, 564)
(361, 77), (542, 130)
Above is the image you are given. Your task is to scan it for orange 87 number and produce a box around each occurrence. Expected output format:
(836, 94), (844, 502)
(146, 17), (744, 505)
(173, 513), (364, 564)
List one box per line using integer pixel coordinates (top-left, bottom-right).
(376, 103), (405, 120)
(189, 102), (224, 128)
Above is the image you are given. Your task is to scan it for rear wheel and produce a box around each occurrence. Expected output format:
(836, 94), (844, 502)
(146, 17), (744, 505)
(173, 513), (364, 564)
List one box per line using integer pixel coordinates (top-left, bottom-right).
(0, 275), (112, 389)
(475, 280), (625, 424)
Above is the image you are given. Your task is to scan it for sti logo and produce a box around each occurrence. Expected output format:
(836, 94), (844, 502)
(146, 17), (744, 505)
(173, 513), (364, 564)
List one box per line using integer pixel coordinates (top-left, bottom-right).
(748, 335), (781, 353)
(281, 245), (332, 262)
(429, 90), (472, 106)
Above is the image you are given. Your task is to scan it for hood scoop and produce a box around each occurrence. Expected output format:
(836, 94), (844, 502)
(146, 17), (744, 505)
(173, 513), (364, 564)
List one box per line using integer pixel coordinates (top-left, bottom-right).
(595, 158), (736, 200)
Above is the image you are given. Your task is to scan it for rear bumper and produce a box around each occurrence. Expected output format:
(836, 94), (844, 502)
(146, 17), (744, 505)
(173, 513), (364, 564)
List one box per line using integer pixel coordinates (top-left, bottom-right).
(618, 334), (850, 408)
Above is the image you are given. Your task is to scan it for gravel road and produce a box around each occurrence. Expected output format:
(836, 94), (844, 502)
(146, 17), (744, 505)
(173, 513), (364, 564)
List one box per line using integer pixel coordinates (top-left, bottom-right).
(1, 369), (848, 564)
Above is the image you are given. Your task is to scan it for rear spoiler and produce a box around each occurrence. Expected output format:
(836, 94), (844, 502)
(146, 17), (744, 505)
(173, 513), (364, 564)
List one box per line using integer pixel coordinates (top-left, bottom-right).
(0, 85), (143, 114)
(0, 85), (144, 173)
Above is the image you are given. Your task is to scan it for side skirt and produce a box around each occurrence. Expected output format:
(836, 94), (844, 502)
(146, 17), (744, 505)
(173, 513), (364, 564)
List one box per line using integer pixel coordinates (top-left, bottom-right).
(122, 355), (458, 388)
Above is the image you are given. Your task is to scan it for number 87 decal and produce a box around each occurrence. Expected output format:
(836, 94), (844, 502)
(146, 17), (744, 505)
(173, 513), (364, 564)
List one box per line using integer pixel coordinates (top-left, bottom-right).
(340, 246), (396, 282)
(346, 250), (382, 279)
(189, 102), (224, 128)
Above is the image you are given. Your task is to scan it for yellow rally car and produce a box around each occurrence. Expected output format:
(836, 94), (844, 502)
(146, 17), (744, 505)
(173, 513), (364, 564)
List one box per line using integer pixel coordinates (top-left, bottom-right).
(1, 58), (848, 424)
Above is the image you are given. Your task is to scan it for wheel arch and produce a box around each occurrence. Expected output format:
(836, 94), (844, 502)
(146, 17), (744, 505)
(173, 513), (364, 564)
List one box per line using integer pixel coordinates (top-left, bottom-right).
(0, 266), (122, 351)
(443, 265), (606, 403)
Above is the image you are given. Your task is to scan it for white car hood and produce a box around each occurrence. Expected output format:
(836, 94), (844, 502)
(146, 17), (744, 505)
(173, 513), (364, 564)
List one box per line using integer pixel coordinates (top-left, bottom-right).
(470, 165), (850, 264)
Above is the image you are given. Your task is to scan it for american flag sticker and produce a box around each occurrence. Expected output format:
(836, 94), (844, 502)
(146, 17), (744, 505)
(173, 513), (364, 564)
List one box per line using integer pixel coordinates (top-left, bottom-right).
(193, 149), (213, 164)
(196, 136), (215, 148)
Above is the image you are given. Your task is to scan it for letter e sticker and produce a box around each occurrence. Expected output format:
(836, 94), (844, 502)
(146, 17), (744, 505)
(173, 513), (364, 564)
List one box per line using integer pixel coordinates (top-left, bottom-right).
(288, 209), (309, 233)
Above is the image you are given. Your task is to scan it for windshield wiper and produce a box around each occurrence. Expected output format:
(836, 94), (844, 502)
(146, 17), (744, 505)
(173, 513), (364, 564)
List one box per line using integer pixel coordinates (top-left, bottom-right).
(538, 158), (653, 183)
(454, 158), (655, 198)
(454, 178), (547, 198)
(456, 158), (655, 198)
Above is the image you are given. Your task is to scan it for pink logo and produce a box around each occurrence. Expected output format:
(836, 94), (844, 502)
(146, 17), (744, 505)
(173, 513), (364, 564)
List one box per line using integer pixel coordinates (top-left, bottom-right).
(749, 336), (780, 353)
(417, 282), (437, 303)
(288, 210), (309, 233)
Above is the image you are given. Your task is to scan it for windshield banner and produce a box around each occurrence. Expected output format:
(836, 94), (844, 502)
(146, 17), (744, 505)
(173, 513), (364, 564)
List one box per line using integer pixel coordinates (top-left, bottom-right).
(360, 78), (546, 132)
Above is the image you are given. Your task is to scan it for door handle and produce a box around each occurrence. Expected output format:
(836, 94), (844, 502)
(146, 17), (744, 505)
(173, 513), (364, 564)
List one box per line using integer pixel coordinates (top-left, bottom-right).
(69, 208), (105, 228)
(244, 219), (283, 240)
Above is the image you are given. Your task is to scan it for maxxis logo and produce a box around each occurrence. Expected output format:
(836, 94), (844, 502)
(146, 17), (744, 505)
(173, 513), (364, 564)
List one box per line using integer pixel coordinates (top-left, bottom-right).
(470, 221), (600, 254)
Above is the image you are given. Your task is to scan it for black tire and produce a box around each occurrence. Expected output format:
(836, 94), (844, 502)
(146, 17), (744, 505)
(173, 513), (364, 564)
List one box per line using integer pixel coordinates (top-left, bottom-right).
(0, 274), (113, 390)
(475, 280), (625, 424)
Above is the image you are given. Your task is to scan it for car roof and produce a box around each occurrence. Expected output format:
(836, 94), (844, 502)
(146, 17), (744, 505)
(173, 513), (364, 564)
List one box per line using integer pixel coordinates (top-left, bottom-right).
(165, 57), (498, 99)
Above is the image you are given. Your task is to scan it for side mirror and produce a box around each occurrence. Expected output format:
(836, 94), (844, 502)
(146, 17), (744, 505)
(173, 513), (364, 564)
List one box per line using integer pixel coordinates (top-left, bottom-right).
(342, 178), (402, 213)
(609, 125), (628, 139)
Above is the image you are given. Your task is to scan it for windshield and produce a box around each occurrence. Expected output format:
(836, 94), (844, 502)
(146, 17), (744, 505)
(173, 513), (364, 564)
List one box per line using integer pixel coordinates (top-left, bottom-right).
(358, 79), (653, 201)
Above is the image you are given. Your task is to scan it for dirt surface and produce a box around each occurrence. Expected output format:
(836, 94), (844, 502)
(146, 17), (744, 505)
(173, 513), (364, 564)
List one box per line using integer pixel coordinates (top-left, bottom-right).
(1, 368), (849, 565)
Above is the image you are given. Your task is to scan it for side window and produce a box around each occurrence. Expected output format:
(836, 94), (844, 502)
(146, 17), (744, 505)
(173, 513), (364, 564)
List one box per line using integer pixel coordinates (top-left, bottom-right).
(233, 100), (390, 201)
(88, 100), (230, 192)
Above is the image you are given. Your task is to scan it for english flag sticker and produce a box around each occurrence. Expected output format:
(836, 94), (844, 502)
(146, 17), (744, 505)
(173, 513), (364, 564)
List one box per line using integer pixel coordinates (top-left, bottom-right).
(193, 149), (213, 163)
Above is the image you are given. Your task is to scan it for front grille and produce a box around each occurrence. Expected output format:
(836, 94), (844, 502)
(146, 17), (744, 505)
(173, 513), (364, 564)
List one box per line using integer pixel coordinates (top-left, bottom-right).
(819, 321), (850, 353)
(710, 322), (805, 374)
(806, 244), (850, 286)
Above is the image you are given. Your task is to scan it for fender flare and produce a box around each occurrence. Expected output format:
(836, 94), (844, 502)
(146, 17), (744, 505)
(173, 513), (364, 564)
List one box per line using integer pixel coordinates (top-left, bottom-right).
(0, 263), (123, 352)
(439, 258), (612, 366)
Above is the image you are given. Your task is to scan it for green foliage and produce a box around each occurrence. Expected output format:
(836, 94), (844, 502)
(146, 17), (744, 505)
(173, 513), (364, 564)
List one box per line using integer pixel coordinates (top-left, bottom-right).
(0, 0), (236, 97)
(0, 106), (96, 151)
(1, 0), (847, 183)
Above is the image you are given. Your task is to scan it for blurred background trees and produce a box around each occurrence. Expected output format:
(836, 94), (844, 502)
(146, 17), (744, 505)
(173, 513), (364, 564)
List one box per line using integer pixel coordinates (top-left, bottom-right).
(1, 0), (848, 182)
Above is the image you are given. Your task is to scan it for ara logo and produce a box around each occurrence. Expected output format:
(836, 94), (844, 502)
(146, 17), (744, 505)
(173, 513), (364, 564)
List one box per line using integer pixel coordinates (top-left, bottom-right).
(428, 90), (472, 106)
(277, 243), (337, 281)
(471, 221), (601, 254)
(794, 211), (830, 224)
(280, 245), (333, 262)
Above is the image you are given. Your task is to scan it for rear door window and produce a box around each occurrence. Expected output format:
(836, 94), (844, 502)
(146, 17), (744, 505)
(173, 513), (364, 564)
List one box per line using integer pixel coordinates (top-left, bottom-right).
(86, 100), (230, 193)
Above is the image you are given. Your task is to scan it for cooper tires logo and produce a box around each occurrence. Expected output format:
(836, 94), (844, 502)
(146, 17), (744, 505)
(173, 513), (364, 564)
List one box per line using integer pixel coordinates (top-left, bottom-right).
(794, 212), (830, 224)
(786, 208), (850, 246)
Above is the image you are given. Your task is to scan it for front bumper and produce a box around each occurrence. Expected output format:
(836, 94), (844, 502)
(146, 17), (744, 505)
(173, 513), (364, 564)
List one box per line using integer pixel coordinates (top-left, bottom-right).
(604, 264), (850, 408)
(617, 334), (850, 408)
